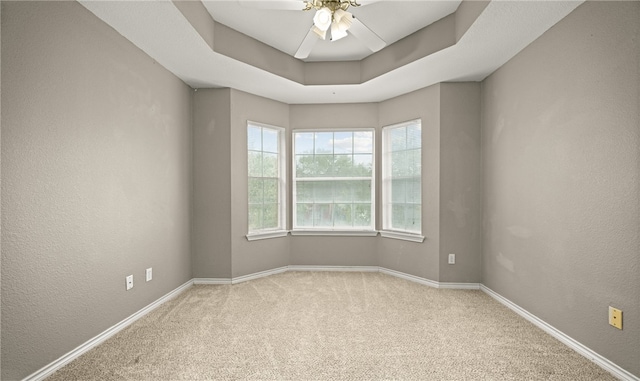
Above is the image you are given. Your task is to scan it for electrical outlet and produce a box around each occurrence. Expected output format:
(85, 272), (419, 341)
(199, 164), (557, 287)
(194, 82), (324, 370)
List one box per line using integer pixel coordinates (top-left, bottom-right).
(448, 253), (455, 264)
(609, 306), (622, 330)
(146, 268), (153, 282)
(126, 275), (134, 291)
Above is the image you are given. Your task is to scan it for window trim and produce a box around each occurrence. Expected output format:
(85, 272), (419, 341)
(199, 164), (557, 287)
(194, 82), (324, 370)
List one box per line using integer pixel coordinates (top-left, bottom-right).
(246, 121), (287, 238)
(381, 119), (423, 240)
(291, 128), (376, 233)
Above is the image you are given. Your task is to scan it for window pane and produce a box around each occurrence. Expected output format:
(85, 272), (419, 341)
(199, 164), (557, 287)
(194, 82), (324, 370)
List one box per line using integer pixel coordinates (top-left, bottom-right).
(354, 131), (373, 153)
(392, 204), (406, 230)
(248, 178), (264, 204)
(391, 151), (407, 177)
(263, 204), (279, 228)
(314, 155), (333, 176)
(296, 155), (315, 177)
(407, 124), (421, 149)
(296, 182), (313, 203)
(407, 178), (421, 204)
(333, 155), (353, 177)
(354, 204), (372, 227)
(262, 129), (278, 153)
(248, 126), (262, 151)
(315, 132), (333, 154)
(383, 121), (422, 234)
(334, 181), (353, 203)
(293, 129), (374, 231)
(248, 151), (263, 177)
(406, 204), (421, 232)
(296, 203), (313, 227)
(353, 154), (372, 176)
(313, 181), (333, 203)
(333, 132), (353, 154)
(263, 152), (278, 178)
(392, 179), (406, 203)
(263, 179), (278, 203)
(353, 180), (371, 202)
(247, 124), (284, 233)
(333, 204), (353, 227)
(295, 133), (314, 154)
(313, 204), (332, 227)
(390, 128), (406, 151)
(248, 205), (263, 231)
(408, 148), (421, 176)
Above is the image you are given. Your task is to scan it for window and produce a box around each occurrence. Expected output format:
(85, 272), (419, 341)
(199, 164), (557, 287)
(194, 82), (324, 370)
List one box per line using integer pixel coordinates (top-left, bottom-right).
(247, 122), (286, 238)
(382, 120), (423, 240)
(293, 130), (375, 232)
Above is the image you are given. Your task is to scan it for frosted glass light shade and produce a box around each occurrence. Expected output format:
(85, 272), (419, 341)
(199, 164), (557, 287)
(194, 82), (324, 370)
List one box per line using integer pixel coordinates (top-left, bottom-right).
(313, 7), (332, 31)
(331, 21), (348, 41)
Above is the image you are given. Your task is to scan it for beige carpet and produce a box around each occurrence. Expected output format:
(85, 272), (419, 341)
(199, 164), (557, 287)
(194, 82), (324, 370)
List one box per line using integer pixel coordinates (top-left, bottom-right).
(47, 271), (615, 380)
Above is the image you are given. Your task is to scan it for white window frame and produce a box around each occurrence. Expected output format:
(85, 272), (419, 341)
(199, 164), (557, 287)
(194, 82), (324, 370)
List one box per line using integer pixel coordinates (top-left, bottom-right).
(292, 128), (376, 234)
(381, 119), (424, 242)
(246, 121), (288, 241)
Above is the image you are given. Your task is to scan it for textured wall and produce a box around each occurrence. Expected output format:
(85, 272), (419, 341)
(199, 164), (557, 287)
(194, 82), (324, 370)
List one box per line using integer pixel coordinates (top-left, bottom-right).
(192, 89), (233, 279)
(481, 1), (639, 377)
(439, 83), (482, 283)
(1, 2), (193, 380)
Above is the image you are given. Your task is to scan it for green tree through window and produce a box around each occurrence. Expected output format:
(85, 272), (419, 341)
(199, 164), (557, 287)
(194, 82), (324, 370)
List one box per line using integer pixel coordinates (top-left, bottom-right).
(248, 123), (285, 233)
(382, 120), (422, 234)
(293, 130), (375, 230)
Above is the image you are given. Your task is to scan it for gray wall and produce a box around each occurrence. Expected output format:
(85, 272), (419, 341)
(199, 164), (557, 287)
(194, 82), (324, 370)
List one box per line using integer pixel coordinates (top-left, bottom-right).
(439, 83), (482, 283)
(481, 1), (639, 376)
(1, 2), (193, 380)
(192, 88), (233, 279)
(192, 87), (482, 280)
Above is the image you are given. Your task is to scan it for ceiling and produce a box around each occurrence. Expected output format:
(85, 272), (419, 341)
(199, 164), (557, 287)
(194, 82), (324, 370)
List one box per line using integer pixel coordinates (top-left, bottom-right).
(78, 0), (584, 104)
(202, 1), (461, 62)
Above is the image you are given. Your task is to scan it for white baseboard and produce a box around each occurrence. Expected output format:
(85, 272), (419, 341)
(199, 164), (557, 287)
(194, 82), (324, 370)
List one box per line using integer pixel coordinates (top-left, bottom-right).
(378, 267), (441, 288)
(231, 266), (288, 284)
(23, 279), (194, 381)
(288, 265), (379, 273)
(193, 277), (231, 285)
(377, 267), (481, 290)
(481, 285), (639, 381)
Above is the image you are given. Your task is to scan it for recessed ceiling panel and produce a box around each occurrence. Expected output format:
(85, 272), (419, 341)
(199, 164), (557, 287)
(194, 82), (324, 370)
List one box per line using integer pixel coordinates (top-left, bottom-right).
(202, 0), (461, 62)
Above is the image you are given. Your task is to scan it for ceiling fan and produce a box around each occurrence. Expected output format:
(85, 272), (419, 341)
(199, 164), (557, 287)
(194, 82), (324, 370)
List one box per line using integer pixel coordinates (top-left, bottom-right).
(239, 0), (386, 59)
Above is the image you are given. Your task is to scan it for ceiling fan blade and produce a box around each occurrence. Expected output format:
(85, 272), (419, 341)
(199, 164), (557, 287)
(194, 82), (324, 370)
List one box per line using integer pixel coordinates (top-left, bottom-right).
(238, 0), (305, 11)
(348, 16), (386, 53)
(294, 27), (318, 59)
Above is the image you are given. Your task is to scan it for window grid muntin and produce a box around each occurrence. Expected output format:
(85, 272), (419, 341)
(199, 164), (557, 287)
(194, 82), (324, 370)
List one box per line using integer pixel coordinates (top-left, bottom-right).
(247, 122), (286, 233)
(382, 120), (422, 234)
(293, 129), (375, 231)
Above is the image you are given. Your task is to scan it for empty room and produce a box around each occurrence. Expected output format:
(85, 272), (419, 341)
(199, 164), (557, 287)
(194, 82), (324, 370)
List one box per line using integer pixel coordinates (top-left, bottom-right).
(1, 0), (638, 380)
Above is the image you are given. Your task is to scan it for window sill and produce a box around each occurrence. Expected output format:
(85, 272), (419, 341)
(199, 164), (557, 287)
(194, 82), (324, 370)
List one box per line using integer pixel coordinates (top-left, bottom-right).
(291, 230), (378, 237)
(380, 230), (425, 243)
(246, 230), (289, 241)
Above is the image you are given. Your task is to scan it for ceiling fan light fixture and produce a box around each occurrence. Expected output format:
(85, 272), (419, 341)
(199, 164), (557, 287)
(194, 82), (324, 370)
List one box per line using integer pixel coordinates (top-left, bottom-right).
(333, 9), (353, 31)
(312, 25), (327, 40)
(330, 21), (348, 41)
(313, 7), (333, 31)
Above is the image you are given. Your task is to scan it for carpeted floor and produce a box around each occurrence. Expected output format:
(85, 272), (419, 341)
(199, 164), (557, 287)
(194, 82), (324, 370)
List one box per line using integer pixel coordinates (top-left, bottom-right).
(47, 271), (615, 380)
